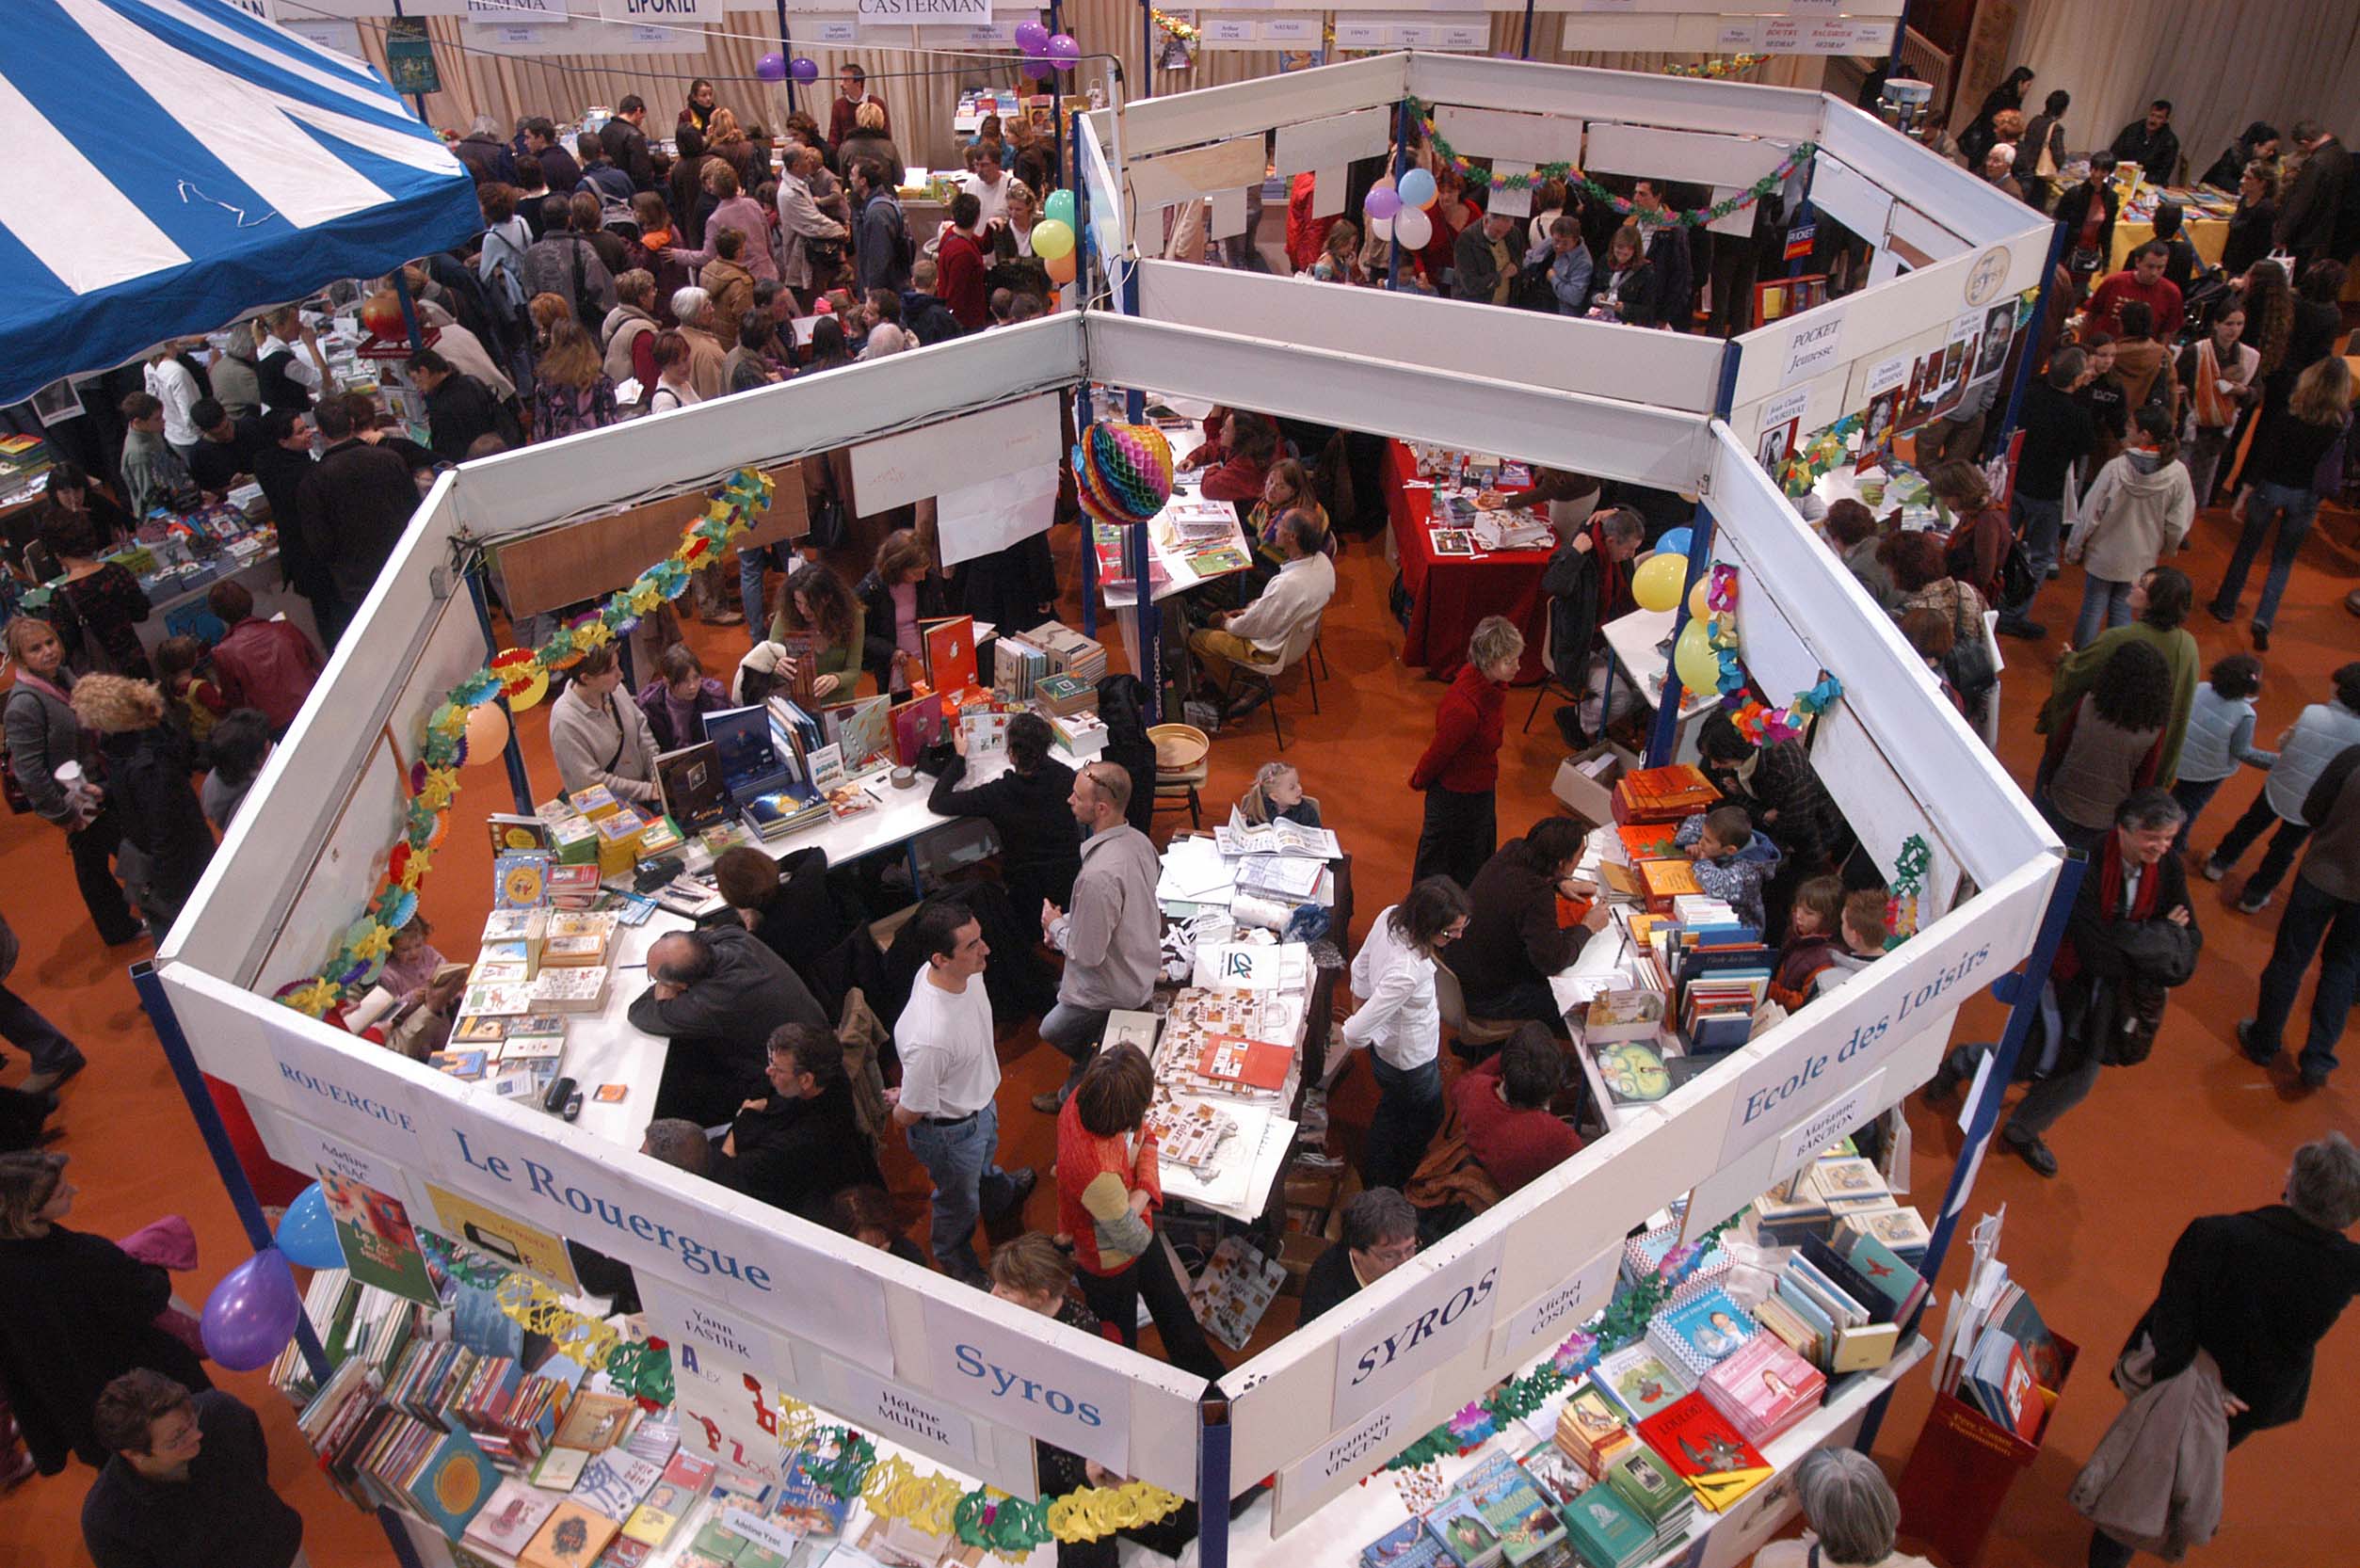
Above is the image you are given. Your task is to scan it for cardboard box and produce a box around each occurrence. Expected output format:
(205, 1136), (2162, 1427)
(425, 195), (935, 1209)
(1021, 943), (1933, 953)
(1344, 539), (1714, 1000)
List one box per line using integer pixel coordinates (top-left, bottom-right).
(1552, 741), (1643, 827)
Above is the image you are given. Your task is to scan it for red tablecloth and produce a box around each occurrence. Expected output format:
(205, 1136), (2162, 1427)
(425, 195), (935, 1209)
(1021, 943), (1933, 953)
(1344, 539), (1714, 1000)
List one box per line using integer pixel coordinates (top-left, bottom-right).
(1387, 440), (1555, 684)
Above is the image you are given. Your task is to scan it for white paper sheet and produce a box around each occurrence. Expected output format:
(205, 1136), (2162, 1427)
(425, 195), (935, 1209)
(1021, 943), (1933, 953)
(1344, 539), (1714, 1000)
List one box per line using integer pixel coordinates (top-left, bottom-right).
(935, 463), (1060, 568)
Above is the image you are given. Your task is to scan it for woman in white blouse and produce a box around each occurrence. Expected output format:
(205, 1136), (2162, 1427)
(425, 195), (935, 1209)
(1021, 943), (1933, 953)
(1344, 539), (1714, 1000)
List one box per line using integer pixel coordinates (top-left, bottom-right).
(1341, 876), (1472, 1192)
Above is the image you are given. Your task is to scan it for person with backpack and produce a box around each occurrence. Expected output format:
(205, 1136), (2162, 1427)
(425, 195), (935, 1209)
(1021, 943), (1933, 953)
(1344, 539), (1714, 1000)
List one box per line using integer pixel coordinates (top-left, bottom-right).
(474, 184), (536, 386)
(522, 197), (618, 328)
(852, 157), (911, 296)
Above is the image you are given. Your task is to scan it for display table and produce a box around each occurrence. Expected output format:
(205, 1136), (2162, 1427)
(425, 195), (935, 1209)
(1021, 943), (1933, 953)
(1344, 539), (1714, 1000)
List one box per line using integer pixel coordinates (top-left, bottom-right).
(1599, 606), (1714, 757)
(2107, 188), (2234, 273)
(1385, 440), (1554, 684)
(133, 542), (320, 659)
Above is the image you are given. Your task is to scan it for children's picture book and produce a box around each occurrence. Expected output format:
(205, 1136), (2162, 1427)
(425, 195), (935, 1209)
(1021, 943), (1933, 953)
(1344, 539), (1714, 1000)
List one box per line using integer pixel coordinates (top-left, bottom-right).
(1361, 1516), (1447, 1566)
(823, 696), (893, 775)
(488, 813), (555, 855)
(1422, 1494), (1503, 1568)
(1429, 528), (1476, 557)
(888, 696), (947, 766)
(318, 1170), (439, 1305)
(552, 1392), (640, 1453)
(655, 743), (729, 832)
(921, 616), (978, 697)
(1594, 1041), (1672, 1104)
(1651, 1287), (1757, 1378)
(1635, 1393), (1766, 1482)
(407, 1425), (502, 1540)
(522, 1498), (621, 1568)
(573, 1451), (665, 1520)
(463, 1478), (562, 1559)
(494, 851), (554, 910)
(1187, 1234), (1285, 1352)
(1595, 1345), (1688, 1423)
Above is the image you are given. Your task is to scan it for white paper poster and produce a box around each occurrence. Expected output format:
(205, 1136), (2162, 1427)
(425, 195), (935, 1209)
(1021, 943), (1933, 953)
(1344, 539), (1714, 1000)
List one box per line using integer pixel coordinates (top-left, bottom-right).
(243, 1099), (422, 1213)
(669, 1336), (794, 1478)
(1488, 165), (1535, 220)
(1776, 307), (1848, 388)
(859, 0), (987, 17)
(827, 1354), (981, 1464)
(1490, 1245), (1619, 1368)
(936, 463), (1060, 568)
(920, 1291), (1134, 1473)
(1328, 1230), (1506, 1427)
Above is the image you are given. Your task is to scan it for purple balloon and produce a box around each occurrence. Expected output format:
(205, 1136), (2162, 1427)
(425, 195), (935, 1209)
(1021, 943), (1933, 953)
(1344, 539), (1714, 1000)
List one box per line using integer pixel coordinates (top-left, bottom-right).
(755, 52), (787, 83)
(1365, 186), (1402, 220)
(1048, 34), (1082, 69)
(1023, 55), (1054, 82)
(790, 56), (820, 85)
(201, 1248), (303, 1372)
(1014, 20), (1051, 55)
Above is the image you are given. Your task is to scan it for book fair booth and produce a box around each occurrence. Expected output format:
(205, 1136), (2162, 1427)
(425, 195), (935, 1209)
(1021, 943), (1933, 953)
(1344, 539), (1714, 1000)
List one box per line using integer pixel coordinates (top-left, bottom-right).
(145, 48), (2079, 1568)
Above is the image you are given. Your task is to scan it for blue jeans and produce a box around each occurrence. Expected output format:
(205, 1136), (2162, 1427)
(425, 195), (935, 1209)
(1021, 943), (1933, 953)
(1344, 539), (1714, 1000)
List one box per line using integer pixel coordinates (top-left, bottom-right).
(1362, 1054), (1444, 1193)
(2168, 775), (2227, 856)
(2071, 573), (2135, 649)
(2010, 492), (2065, 595)
(906, 1102), (1018, 1282)
(2251, 874), (2358, 1080)
(2213, 480), (2320, 631)
(740, 544), (784, 642)
(0, 983), (84, 1076)
(1040, 1000), (1112, 1104)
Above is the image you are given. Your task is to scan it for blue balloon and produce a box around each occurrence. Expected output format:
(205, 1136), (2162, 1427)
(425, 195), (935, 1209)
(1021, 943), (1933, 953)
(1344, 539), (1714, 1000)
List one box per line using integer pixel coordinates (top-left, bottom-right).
(1656, 527), (1694, 557)
(274, 1182), (345, 1270)
(1397, 168), (1438, 210)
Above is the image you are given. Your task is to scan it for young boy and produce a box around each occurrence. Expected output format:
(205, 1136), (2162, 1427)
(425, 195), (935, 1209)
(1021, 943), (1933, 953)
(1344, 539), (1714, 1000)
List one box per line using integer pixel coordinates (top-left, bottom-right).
(2171, 653), (2274, 856)
(1816, 889), (1891, 1000)
(1675, 805), (1782, 932)
(1772, 875), (1848, 1008)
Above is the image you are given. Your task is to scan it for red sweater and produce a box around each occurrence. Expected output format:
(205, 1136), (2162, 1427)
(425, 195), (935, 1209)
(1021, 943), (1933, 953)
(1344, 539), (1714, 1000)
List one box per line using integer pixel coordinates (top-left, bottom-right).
(2085, 271), (2185, 343)
(1054, 1098), (1163, 1278)
(1410, 664), (1506, 794)
(939, 230), (990, 329)
(1451, 1054), (1581, 1194)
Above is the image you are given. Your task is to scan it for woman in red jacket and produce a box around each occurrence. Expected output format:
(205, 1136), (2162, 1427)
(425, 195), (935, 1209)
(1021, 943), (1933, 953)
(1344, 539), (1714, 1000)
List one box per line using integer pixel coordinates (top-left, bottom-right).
(1179, 408), (1278, 520)
(1409, 615), (1524, 888)
(1053, 1045), (1227, 1383)
(937, 191), (991, 329)
(1931, 459), (2011, 611)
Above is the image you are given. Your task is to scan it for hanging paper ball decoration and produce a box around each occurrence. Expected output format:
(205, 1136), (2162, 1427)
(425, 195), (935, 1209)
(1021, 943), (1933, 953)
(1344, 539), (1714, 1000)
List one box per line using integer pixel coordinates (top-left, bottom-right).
(1632, 552), (1687, 612)
(1014, 19), (1051, 53)
(1397, 168), (1437, 209)
(463, 700), (510, 761)
(1044, 250), (1078, 285)
(1364, 185), (1402, 221)
(1392, 205), (1433, 249)
(490, 648), (547, 711)
(1031, 218), (1076, 261)
(1074, 424), (1175, 527)
(1043, 188), (1076, 228)
(790, 56), (820, 84)
(1048, 34), (1081, 70)
(201, 1248), (304, 1370)
(756, 53), (788, 83)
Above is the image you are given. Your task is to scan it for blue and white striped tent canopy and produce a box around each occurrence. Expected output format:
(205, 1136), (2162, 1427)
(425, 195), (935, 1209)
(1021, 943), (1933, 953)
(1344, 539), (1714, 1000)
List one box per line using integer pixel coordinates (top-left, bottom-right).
(0, 0), (483, 408)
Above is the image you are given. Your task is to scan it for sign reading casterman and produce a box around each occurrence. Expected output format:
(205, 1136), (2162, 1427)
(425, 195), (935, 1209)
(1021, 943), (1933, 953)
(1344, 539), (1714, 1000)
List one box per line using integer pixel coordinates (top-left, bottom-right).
(858, 0), (993, 19)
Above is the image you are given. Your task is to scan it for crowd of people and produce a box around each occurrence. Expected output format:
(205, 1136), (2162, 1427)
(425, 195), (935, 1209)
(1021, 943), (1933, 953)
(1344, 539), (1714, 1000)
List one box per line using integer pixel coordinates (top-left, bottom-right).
(1, 53), (2355, 1568)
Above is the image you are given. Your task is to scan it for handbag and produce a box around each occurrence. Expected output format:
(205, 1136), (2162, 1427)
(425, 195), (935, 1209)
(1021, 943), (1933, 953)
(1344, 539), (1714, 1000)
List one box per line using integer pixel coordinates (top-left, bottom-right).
(1943, 596), (1999, 702)
(806, 489), (848, 551)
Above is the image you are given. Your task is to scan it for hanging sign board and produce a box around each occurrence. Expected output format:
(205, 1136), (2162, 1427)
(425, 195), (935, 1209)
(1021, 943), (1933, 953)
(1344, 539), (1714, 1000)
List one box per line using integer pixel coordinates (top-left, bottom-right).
(1273, 1374), (1432, 1532)
(1328, 1230), (1506, 1427)
(919, 1289), (1137, 1475)
(1776, 307), (1848, 388)
(858, 0), (990, 19)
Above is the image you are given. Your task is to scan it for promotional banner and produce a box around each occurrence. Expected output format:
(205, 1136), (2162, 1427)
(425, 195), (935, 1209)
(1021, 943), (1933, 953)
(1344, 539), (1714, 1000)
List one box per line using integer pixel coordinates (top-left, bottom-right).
(920, 1289), (1135, 1475)
(1327, 1230), (1506, 1428)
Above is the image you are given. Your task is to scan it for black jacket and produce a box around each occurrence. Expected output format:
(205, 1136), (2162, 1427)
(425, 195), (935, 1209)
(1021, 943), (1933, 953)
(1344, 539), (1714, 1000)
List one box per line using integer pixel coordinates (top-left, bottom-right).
(1298, 1241), (1363, 1327)
(1094, 676), (1158, 835)
(296, 438), (417, 606)
(2015, 380), (2097, 502)
(628, 923), (828, 1125)
(1598, 257), (1661, 328)
(535, 143), (583, 196)
(0, 1226), (210, 1473)
(99, 726), (215, 910)
(2108, 120), (2182, 184)
(1642, 228), (1689, 328)
(186, 418), (265, 495)
(2131, 1205), (2360, 1437)
(2275, 136), (2350, 257)
(2222, 197), (2277, 279)
(1716, 738), (1847, 881)
(453, 131), (518, 186)
(81, 1390), (302, 1568)
(599, 117), (656, 191)
(1445, 840), (1590, 1004)
(249, 443), (324, 600)
(718, 1079), (883, 1224)
(928, 752), (1084, 916)
(1540, 536), (1630, 687)
(2052, 181), (2119, 264)
(855, 566), (950, 691)
(423, 373), (506, 464)
(899, 290), (964, 346)
(724, 845), (855, 978)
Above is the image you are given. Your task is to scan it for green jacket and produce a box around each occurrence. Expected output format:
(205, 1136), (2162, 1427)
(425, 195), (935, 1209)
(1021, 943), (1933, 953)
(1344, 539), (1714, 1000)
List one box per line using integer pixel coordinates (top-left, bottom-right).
(2039, 621), (2199, 786)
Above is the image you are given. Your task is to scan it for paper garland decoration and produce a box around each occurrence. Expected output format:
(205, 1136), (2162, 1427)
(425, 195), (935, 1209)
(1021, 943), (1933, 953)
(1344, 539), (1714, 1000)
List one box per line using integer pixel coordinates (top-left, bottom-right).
(1149, 8), (1198, 43)
(1662, 55), (1773, 79)
(1885, 833), (1932, 948)
(276, 469), (776, 1017)
(1073, 422), (1176, 527)
(1381, 1218), (1740, 1472)
(1700, 565), (1843, 746)
(1410, 96), (1815, 231)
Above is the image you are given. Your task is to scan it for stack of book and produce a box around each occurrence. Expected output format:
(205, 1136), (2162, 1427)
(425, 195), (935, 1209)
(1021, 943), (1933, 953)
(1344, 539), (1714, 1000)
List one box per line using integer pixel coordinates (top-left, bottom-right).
(1835, 1203), (1933, 1272)
(1558, 1483), (1657, 1568)
(530, 966), (611, 1015)
(1033, 670), (1098, 716)
(1941, 1279), (2061, 1444)
(992, 629), (1054, 699)
(1600, 1445), (1694, 1553)
(1635, 1394), (1773, 1513)
(542, 911), (617, 967)
(619, 1450), (714, 1550)
(1422, 1493), (1505, 1567)
(1620, 1223), (1731, 1295)
(1698, 1334), (1827, 1447)
(350, 1412), (503, 1541)
(1031, 621), (1108, 684)
(545, 864), (602, 910)
(1645, 1284), (1758, 1381)
(1593, 1344), (1692, 1424)
(1458, 1451), (1570, 1565)
(1610, 764), (1718, 825)
(1753, 1234), (1902, 1375)
(1046, 709), (1108, 757)
(1552, 1381), (1634, 1479)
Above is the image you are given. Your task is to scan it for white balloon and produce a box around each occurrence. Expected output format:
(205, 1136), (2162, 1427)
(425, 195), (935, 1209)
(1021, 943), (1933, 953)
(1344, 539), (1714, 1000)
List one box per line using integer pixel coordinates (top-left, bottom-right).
(1393, 205), (1433, 249)
(1367, 213), (1394, 241)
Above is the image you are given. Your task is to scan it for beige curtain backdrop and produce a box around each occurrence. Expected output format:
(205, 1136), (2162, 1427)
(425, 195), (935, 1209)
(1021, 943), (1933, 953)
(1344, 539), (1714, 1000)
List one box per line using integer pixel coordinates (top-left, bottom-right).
(318, 8), (1832, 180)
(2003, 0), (2360, 185)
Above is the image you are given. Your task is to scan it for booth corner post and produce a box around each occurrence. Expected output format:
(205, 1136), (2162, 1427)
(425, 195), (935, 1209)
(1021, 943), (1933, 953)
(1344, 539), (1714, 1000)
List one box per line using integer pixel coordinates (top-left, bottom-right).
(1049, 1), (1068, 228)
(461, 552), (536, 817)
(1518, 0), (1537, 60)
(1386, 98), (1412, 292)
(1881, 5), (1913, 92)
(1856, 843), (2088, 1456)
(130, 963), (435, 1568)
(1644, 344), (1745, 766)
(1198, 1387), (1234, 1568)
(1998, 221), (2070, 451)
(773, 2), (799, 117)
(1139, 0), (1154, 102)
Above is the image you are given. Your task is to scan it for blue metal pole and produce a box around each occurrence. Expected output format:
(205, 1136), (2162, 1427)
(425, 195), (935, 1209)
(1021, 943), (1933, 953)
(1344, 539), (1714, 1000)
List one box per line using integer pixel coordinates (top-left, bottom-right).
(774, 3), (799, 118)
(463, 563), (535, 815)
(1998, 221), (2069, 448)
(1387, 98), (1411, 291)
(1198, 1391), (1234, 1568)
(133, 964), (433, 1568)
(1518, 0), (1537, 60)
(1644, 344), (1742, 765)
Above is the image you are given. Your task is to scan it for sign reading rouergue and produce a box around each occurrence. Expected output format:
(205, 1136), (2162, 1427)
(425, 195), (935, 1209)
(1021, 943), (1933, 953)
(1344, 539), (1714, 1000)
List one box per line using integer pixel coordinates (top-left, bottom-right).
(1329, 1231), (1506, 1427)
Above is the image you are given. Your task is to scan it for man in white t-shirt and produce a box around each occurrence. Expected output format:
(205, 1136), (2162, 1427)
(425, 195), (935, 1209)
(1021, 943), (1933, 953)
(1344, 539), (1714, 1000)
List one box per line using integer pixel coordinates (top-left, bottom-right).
(956, 140), (1011, 232)
(142, 346), (203, 462)
(888, 896), (1035, 1284)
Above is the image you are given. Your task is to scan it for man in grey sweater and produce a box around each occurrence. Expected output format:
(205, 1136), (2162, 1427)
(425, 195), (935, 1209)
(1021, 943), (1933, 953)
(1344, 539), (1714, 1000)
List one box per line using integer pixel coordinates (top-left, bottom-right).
(2242, 744), (2360, 1089)
(1032, 761), (1163, 1112)
(628, 925), (827, 1124)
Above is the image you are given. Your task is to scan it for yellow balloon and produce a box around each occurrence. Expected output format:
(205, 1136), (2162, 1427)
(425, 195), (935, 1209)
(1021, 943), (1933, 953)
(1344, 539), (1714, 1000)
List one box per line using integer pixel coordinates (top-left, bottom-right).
(1032, 218), (1076, 261)
(1688, 577), (1712, 620)
(1674, 618), (1720, 693)
(1632, 552), (1688, 613)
